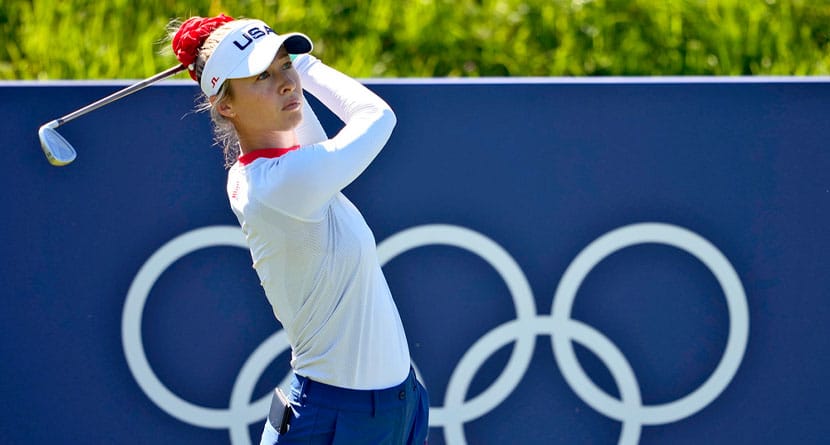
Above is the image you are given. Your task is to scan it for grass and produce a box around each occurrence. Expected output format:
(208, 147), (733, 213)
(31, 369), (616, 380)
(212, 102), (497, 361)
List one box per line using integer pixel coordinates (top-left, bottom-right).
(1, 0), (829, 79)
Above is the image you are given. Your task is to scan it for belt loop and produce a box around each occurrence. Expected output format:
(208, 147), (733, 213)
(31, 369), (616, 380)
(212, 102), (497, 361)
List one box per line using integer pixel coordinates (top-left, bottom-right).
(411, 368), (416, 391)
(410, 367), (417, 391)
(299, 376), (310, 407)
(371, 390), (379, 418)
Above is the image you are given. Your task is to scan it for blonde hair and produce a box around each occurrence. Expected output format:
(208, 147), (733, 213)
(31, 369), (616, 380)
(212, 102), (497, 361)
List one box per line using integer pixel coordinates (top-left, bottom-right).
(167, 19), (242, 168)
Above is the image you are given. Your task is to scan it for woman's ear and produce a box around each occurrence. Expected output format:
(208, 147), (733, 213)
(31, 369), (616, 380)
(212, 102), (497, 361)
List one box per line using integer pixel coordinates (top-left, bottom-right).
(212, 95), (235, 119)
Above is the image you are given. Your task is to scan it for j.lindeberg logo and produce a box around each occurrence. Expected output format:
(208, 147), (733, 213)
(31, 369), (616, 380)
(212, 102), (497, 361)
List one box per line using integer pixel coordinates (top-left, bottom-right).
(122, 223), (749, 445)
(232, 25), (277, 51)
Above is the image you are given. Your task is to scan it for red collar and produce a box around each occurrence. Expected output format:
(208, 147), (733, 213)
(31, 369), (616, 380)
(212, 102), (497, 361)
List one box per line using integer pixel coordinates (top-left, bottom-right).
(238, 146), (300, 165)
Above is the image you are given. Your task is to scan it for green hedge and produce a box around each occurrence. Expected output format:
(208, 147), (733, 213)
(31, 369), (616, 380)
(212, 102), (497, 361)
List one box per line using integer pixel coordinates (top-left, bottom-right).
(2, 0), (829, 79)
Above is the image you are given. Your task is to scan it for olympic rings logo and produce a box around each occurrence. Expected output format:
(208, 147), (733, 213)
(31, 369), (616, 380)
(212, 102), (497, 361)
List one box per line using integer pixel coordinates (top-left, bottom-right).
(122, 223), (749, 445)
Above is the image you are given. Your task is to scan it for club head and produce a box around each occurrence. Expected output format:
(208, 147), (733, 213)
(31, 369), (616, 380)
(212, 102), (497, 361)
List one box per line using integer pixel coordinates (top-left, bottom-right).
(38, 121), (77, 166)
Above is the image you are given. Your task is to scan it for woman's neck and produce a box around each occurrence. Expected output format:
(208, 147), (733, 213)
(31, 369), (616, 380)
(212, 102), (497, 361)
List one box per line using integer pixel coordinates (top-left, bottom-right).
(238, 130), (298, 155)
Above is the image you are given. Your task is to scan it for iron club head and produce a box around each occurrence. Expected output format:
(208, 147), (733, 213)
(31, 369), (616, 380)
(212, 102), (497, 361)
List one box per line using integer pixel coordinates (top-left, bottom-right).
(38, 120), (77, 166)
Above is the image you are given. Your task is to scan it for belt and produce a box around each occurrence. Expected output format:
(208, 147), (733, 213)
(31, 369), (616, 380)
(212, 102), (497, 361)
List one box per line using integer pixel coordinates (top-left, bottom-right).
(295, 367), (418, 415)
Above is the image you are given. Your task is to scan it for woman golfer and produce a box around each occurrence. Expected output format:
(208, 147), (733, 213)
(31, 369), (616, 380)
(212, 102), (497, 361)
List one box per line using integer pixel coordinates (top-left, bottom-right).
(171, 14), (429, 445)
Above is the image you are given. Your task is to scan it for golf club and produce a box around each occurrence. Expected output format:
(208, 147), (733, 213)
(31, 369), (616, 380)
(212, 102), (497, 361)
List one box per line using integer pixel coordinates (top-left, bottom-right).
(38, 64), (187, 166)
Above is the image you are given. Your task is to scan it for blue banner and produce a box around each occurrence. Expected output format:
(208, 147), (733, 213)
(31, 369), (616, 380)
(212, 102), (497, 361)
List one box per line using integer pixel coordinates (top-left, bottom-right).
(2, 78), (828, 444)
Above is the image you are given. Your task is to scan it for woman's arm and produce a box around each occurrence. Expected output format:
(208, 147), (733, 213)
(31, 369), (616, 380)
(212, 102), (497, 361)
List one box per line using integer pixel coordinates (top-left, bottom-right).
(294, 92), (328, 146)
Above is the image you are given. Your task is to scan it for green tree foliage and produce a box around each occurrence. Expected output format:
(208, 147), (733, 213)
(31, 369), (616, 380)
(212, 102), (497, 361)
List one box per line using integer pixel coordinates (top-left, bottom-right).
(2, 0), (829, 79)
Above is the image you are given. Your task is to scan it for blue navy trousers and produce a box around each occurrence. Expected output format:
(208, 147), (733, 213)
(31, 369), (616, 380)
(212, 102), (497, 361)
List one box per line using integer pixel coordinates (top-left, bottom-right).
(261, 368), (429, 444)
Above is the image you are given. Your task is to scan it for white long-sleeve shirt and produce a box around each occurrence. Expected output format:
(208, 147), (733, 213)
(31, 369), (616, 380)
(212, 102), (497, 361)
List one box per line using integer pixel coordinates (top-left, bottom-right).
(227, 54), (410, 390)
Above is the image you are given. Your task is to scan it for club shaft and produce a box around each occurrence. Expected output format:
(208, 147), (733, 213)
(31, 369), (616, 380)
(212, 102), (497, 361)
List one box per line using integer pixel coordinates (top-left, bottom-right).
(54, 64), (186, 127)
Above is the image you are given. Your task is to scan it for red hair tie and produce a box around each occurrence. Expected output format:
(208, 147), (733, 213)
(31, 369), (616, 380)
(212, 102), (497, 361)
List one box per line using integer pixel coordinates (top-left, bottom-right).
(172, 14), (235, 81)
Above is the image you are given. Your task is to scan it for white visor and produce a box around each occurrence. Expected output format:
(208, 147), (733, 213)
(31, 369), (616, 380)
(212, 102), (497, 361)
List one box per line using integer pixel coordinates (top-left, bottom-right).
(200, 19), (313, 97)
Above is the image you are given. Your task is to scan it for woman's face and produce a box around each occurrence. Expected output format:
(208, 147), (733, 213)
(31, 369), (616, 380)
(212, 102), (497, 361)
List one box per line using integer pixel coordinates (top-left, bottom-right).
(219, 46), (303, 140)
